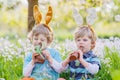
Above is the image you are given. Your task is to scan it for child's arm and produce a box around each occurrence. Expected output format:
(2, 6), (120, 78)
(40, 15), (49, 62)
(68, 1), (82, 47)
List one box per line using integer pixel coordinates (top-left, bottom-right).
(23, 60), (35, 77)
(23, 53), (41, 77)
(79, 59), (99, 74)
(42, 50), (68, 73)
(77, 50), (99, 74)
(51, 59), (66, 73)
(49, 57), (70, 73)
(85, 63), (99, 74)
(61, 57), (70, 68)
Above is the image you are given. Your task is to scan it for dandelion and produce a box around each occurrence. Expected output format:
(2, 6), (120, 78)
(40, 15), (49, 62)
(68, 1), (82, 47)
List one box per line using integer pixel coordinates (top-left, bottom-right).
(86, 8), (96, 15)
(64, 39), (77, 52)
(115, 15), (120, 22)
(0, 78), (5, 80)
(79, 0), (86, 4)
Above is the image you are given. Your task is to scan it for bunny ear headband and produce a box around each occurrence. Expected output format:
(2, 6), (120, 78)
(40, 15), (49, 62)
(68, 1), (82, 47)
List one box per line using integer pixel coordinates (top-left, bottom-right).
(72, 8), (97, 33)
(27, 5), (53, 40)
(73, 8), (97, 25)
(33, 5), (53, 32)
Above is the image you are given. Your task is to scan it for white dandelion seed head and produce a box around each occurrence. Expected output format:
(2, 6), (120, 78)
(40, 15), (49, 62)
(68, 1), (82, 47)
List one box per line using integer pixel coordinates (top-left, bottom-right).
(115, 15), (120, 22)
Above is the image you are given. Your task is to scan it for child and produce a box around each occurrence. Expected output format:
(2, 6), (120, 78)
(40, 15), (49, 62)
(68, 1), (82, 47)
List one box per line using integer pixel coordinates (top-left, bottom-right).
(62, 25), (101, 80)
(47, 25), (101, 80)
(22, 5), (62, 80)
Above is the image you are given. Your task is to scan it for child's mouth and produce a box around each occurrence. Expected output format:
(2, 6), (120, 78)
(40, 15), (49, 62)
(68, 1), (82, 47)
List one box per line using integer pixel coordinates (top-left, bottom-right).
(79, 46), (84, 51)
(39, 43), (42, 48)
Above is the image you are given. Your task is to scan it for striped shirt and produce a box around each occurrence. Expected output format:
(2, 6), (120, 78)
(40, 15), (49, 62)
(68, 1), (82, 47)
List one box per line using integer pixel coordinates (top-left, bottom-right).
(69, 51), (100, 80)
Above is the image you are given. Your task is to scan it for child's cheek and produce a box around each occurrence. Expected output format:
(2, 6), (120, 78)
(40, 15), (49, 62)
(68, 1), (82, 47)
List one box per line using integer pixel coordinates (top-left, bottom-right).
(33, 42), (38, 46)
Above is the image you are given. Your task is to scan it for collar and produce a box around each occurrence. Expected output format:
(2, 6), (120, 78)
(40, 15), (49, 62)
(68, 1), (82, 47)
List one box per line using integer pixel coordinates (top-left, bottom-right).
(83, 50), (93, 58)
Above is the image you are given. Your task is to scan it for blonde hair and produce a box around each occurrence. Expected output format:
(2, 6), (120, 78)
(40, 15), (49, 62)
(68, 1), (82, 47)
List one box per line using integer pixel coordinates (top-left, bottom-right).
(28, 24), (53, 44)
(74, 25), (97, 49)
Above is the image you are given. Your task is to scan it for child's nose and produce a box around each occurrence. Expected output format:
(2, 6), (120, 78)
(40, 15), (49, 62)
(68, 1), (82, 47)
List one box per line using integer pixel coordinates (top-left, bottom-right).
(80, 40), (84, 44)
(38, 40), (42, 44)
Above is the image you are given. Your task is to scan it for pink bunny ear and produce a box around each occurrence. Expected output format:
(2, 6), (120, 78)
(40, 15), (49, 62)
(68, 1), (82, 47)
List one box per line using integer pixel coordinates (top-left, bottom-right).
(45, 6), (53, 25)
(33, 5), (42, 24)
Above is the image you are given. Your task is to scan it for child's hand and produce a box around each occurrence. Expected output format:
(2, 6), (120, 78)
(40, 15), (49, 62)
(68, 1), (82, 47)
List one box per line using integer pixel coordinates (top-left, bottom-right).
(66, 52), (74, 62)
(76, 50), (83, 62)
(62, 52), (74, 68)
(32, 53), (45, 64)
(42, 50), (53, 64)
(42, 50), (50, 60)
(69, 51), (79, 61)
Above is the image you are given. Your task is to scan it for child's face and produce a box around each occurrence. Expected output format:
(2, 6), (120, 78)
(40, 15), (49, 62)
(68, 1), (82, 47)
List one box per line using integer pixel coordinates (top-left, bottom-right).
(32, 34), (47, 47)
(75, 35), (93, 54)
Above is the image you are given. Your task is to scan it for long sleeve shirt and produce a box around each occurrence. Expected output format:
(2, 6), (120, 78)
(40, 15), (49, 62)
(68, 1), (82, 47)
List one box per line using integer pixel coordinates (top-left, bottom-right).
(50, 51), (100, 80)
(23, 48), (62, 80)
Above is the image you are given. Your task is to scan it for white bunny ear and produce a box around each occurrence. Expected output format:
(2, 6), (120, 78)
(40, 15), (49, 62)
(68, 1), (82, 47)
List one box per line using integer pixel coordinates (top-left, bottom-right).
(86, 8), (97, 25)
(86, 14), (97, 25)
(73, 8), (83, 25)
(86, 8), (96, 15)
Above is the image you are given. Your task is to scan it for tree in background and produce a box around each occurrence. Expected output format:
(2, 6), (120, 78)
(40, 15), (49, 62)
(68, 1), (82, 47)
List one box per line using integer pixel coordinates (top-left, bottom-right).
(28, 0), (38, 32)
(0, 0), (120, 38)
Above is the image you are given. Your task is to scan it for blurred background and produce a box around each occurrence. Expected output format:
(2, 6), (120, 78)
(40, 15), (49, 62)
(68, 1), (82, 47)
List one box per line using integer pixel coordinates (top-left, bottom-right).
(0, 0), (120, 80)
(0, 0), (120, 42)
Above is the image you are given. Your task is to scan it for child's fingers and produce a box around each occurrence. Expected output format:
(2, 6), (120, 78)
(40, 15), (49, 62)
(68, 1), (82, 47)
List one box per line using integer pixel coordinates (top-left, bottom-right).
(32, 53), (40, 62)
(33, 53), (39, 57)
(35, 59), (43, 63)
(73, 50), (82, 59)
(34, 55), (45, 63)
(69, 51), (74, 56)
(42, 50), (50, 57)
(66, 52), (73, 61)
(76, 50), (83, 61)
(77, 50), (83, 55)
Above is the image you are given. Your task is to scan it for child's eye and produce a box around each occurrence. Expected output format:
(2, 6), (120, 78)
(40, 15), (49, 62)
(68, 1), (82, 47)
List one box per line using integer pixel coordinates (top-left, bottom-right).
(34, 38), (38, 40)
(41, 38), (46, 41)
(41, 39), (44, 41)
(83, 39), (88, 41)
(77, 39), (81, 41)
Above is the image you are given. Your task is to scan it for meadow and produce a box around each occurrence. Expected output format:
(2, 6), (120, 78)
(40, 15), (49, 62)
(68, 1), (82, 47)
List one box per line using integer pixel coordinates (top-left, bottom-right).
(0, 0), (120, 80)
(0, 36), (120, 80)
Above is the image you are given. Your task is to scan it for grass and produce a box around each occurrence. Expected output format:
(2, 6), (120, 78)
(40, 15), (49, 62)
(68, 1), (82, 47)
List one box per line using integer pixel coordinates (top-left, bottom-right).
(0, 54), (23, 80)
(94, 47), (120, 80)
(0, 38), (120, 80)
